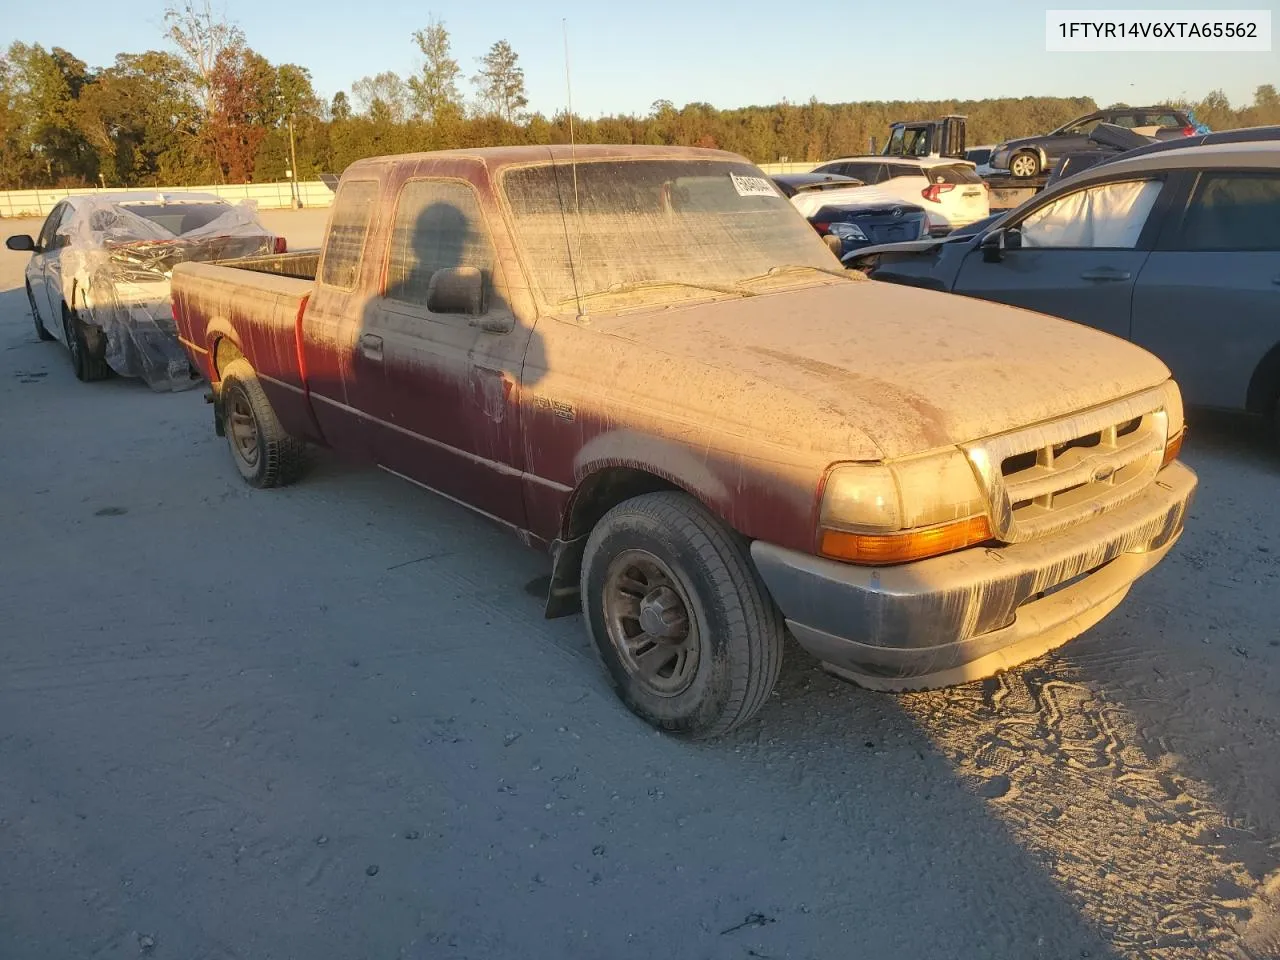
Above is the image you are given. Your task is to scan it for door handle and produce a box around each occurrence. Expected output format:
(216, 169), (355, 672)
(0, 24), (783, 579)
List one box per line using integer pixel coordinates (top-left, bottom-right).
(1080, 268), (1131, 282)
(360, 333), (383, 360)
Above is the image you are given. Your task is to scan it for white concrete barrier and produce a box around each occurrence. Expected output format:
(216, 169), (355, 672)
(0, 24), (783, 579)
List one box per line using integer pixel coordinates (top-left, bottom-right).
(756, 162), (820, 174)
(0, 180), (335, 218)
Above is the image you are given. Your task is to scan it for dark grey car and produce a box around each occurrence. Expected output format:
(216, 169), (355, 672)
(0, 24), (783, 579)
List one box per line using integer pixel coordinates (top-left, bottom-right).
(846, 141), (1280, 441)
(991, 106), (1194, 179)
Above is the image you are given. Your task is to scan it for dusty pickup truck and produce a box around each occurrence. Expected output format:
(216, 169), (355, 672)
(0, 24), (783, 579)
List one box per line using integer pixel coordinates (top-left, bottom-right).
(171, 145), (1197, 739)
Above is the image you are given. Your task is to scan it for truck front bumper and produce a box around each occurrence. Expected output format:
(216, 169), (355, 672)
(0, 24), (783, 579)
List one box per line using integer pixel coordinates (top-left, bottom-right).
(750, 462), (1196, 691)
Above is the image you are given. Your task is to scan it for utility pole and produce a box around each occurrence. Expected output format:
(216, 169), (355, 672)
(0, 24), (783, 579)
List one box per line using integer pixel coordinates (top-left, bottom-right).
(287, 114), (302, 208)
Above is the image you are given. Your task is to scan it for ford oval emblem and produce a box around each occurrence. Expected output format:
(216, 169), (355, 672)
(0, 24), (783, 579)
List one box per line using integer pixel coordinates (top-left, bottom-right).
(1093, 465), (1116, 483)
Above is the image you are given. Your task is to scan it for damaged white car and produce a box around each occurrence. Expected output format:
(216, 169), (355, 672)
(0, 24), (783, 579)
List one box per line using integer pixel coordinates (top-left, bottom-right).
(6, 193), (284, 390)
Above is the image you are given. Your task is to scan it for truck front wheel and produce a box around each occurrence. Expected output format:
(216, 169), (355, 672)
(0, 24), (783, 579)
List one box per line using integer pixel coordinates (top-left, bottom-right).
(580, 491), (785, 739)
(218, 358), (307, 488)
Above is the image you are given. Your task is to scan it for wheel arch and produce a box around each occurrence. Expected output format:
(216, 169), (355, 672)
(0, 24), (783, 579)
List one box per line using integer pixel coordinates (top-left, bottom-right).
(543, 464), (710, 619)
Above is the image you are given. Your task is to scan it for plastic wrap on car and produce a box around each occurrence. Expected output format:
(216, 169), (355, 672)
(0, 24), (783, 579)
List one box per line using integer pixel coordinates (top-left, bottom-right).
(58, 198), (277, 392)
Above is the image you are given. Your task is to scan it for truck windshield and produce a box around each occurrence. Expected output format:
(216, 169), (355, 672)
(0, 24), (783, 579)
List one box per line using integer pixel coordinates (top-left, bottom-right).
(501, 159), (836, 307)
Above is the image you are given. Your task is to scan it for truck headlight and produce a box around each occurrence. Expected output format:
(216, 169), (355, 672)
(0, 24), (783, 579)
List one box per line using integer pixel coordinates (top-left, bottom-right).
(829, 222), (868, 242)
(818, 451), (992, 565)
(1161, 379), (1185, 467)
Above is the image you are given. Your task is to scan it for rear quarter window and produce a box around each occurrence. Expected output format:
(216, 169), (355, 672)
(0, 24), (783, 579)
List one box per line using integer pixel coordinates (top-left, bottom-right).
(320, 179), (378, 290)
(1176, 172), (1280, 251)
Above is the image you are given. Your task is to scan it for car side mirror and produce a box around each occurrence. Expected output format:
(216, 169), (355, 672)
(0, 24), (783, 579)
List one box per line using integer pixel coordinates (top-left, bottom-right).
(980, 230), (1004, 263)
(6, 234), (36, 252)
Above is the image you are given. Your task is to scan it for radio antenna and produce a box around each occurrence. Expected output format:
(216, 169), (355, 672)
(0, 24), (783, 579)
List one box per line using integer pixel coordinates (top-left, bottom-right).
(562, 18), (587, 322)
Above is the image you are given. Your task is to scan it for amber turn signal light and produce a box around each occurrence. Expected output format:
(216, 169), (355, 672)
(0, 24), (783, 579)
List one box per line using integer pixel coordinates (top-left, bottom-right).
(819, 515), (994, 566)
(1161, 430), (1184, 468)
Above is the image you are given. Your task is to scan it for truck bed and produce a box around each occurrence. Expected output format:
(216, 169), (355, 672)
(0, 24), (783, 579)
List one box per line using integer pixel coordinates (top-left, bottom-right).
(213, 249), (321, 280)
(170, 259), (317, 438)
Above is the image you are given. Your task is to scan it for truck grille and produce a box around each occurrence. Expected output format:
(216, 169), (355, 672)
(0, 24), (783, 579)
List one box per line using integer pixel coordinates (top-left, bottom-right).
(962, 388), (1171, 543)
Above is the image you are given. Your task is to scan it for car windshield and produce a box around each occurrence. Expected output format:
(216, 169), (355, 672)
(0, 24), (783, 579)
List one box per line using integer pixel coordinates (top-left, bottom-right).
(501, 158), (837, 307)
(117, 202), (234, 236)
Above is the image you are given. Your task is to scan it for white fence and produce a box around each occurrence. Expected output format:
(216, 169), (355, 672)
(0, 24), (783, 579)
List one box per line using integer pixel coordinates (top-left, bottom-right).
(756, 162), (820, 174)
(0, 180), (336, 218)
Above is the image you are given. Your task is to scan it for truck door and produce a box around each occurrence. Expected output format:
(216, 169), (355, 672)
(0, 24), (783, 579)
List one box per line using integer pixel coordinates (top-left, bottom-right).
(299, 178), (382, 459)
(359, 177), (533, 527)
(951, 176), (1167, 341)
(1132, 170), (1280, 410)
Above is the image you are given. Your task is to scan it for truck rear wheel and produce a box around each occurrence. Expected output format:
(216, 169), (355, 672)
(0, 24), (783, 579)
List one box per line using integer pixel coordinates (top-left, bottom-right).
(580, 491), (785, 739)
(219, 358), (307, 488)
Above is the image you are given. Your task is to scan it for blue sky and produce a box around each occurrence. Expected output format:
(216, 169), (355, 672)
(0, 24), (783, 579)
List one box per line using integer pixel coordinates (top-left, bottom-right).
(4, 0), (1277, 117)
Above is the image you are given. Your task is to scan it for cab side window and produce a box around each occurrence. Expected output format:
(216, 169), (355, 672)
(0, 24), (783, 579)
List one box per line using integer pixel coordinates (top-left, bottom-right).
(1017, 179), (1162, 249)
(319, 180), (378, 290)
(1174, 173), (1280, 252)
(384, 179), (497, 314)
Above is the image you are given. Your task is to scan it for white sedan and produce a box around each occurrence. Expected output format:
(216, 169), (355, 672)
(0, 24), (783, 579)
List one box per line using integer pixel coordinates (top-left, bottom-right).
(6, 192), (283, 391)
(807, 156), (990, 234)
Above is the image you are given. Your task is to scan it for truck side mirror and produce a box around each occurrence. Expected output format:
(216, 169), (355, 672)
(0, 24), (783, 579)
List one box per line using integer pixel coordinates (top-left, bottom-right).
(427, 266), (486, 316)
(426, 266), (513, 334)
(5, 234), (36, 252)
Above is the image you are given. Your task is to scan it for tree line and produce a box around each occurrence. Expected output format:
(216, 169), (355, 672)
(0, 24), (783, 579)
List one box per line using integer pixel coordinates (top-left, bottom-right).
(2, 0), (1277, 191)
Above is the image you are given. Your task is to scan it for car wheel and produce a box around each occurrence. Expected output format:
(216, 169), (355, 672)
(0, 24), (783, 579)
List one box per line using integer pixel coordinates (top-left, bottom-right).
(580, 491), (786, 739)
(218, 358), (308, 488)
(1010, 152), (1041, 179)
(27, 283), (55, 342)
(61, 303), (110, 382)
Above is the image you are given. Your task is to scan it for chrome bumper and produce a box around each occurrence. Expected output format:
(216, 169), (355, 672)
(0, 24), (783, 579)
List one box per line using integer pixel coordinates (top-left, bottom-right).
(751, 461), (1196, 691)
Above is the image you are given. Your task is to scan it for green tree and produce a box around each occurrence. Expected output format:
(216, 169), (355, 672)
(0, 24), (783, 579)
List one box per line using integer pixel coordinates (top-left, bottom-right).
(471, 40), (527, 123)
(3, 42), (95, 185)
(408, 16), (463, 123)
(351, 71), (410, 123)
(75, 50), (204, 186)
(330, 90), (351, 121)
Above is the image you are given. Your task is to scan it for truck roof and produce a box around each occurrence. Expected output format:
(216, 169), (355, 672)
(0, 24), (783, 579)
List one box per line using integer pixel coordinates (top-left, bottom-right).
(344, 144), (747, 179)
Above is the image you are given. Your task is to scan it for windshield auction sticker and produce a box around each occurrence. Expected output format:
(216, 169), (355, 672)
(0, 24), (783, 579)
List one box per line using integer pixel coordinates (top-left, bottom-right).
(1046, 9), (1271, 51)
(729, 173), (779, 198)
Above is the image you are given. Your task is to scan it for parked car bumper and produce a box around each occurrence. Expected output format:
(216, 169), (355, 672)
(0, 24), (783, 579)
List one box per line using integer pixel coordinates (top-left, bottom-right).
(750, 461), (1196, 691)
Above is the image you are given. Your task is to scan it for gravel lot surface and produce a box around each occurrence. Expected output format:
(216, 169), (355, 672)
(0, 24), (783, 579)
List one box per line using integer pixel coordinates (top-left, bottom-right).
(1, 209), (1277, 960)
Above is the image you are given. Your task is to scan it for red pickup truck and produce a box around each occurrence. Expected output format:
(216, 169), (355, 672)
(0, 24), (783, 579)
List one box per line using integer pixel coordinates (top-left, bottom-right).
(171, 145), (1196, 739)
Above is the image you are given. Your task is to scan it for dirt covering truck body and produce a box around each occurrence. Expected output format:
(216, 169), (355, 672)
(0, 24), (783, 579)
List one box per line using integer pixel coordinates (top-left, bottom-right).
(171, 145), (1196, 738)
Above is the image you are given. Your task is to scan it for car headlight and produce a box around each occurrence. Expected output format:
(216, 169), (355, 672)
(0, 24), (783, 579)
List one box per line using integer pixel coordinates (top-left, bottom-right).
(817, 450), (993, 565)
(829, 222), (868, 242)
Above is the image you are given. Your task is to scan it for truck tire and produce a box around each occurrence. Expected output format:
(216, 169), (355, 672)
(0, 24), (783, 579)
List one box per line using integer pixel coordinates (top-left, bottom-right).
(580, 491), (785, 739)
(219, 358), (307, 488)
(1009, 151), (1041, 179)
(27, 283), (54, 341)
(62, 303), (110, 382)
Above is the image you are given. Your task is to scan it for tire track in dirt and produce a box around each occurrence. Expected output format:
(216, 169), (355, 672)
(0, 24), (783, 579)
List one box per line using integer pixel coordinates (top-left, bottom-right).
(900, 661), (1278, 960)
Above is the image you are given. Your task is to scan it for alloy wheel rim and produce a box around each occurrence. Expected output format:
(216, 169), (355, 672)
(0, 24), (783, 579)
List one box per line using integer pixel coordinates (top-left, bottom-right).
(601, 549), (700, 697)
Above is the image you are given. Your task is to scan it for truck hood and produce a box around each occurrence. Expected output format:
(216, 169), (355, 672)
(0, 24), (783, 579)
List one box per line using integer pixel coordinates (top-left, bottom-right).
(602, 280), (1171, 460)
